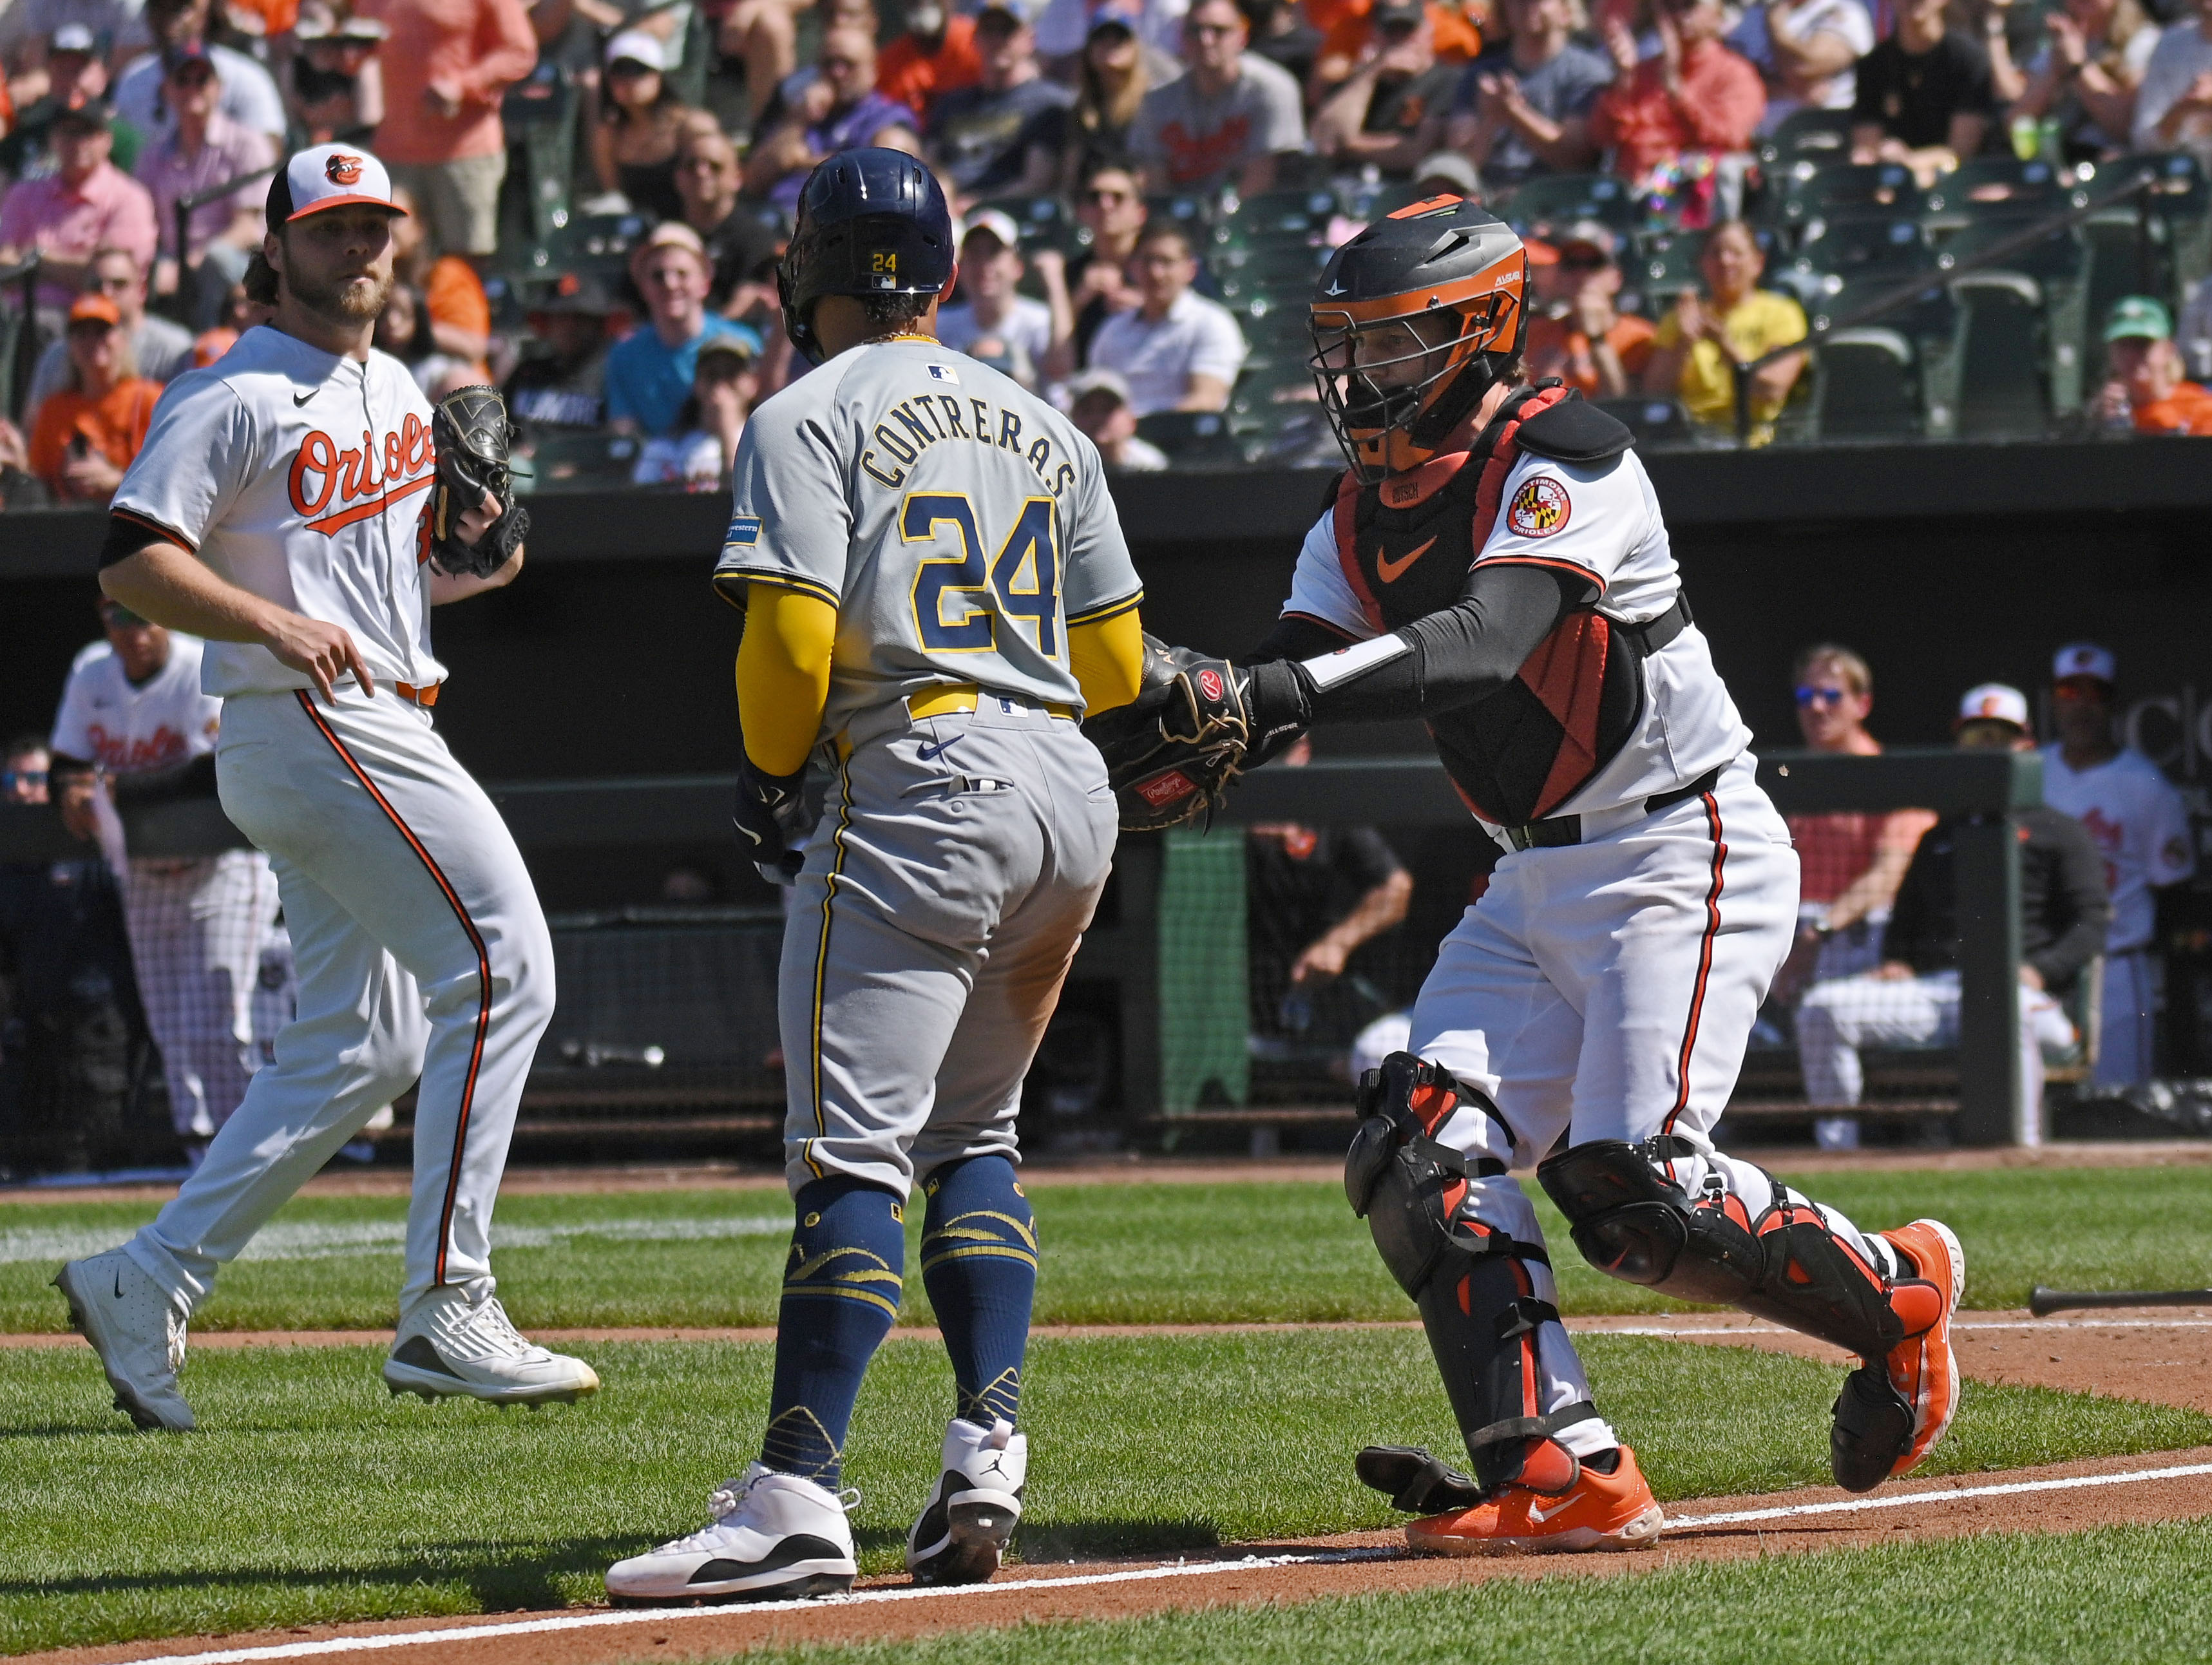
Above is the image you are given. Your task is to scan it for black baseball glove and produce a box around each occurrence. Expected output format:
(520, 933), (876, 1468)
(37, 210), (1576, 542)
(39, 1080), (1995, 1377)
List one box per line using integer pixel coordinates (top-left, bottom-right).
(733, 757), (810, 886)
(426, 385), (529, 579)
(1082, 635), (1307, 831)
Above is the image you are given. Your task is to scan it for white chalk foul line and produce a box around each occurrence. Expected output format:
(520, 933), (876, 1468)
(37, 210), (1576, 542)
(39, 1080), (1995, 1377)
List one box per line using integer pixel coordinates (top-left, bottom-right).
(99, 1459), (2212, 1665)
(113, 1550), (1400, 1665)
(1668, 1460), (2212, 1529)
(1588, 1318), (2212, 1338)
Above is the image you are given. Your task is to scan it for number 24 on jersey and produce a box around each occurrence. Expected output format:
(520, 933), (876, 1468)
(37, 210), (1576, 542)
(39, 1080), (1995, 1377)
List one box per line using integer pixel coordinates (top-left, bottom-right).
(904, 492), (1060, 658)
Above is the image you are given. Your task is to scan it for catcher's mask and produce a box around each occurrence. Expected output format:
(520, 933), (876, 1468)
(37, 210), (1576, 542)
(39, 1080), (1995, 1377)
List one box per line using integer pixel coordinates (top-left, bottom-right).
(1309, 196), (1528, 484)
(778, 147), (955, 366)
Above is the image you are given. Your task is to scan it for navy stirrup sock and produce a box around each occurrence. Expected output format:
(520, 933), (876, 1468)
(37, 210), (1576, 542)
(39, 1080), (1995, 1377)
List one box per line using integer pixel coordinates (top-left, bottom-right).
(759, 1176), (906, 1487)
(920, 1154), (1037, 1429)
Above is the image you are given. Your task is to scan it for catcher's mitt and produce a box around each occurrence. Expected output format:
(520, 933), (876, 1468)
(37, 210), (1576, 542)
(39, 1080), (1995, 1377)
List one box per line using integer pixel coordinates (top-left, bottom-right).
(1083, 635), (1255, 831)
(427, 385), (529, 579)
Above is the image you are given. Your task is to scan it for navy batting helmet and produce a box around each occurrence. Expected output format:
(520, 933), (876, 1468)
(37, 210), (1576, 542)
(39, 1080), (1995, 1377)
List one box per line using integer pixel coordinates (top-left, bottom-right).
(778, 148), (955, 365)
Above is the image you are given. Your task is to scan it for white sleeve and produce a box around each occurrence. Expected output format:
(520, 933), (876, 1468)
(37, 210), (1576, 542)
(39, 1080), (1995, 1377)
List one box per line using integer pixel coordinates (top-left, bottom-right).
(49, 658), (97, 761)
(1189, 303), (1247, 385)
(111, 372), (257, 550)
(1471, 449), (1642, 595)
(2146, 774), (2197, 886)
(1281, 510), (1374, 641)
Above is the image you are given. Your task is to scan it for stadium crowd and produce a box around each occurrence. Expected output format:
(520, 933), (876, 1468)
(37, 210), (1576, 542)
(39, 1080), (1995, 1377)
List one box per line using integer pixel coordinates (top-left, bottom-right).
(0, 0), (2204, 495)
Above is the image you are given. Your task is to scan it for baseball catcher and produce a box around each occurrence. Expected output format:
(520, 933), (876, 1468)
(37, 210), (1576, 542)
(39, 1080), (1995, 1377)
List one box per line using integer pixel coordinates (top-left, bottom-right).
(426, 385), (529, 579)
(1094, 196), (1965, 1555)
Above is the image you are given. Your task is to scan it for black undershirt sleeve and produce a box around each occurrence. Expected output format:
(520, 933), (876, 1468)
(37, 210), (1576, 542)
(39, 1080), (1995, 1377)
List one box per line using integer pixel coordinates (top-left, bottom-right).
(1295, 562), (1590, 727)
(1248, 614), (1359, 665)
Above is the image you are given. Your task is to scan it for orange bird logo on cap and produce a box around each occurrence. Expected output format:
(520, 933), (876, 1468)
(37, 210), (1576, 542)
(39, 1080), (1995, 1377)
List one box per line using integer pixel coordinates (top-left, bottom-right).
(325, 153), (364, 186)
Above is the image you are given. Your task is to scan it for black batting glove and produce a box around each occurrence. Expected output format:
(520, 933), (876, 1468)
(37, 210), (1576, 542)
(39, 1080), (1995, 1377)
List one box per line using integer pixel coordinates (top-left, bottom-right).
(1238, 658), (1314, 768)
(734, 757), (807, 886)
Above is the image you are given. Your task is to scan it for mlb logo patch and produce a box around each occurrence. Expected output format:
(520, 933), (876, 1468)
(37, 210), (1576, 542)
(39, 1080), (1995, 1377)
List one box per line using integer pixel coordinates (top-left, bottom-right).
(725, 516), (763, 546)
(1507, 476), (1571, 538)
(927, 363), (961, 384)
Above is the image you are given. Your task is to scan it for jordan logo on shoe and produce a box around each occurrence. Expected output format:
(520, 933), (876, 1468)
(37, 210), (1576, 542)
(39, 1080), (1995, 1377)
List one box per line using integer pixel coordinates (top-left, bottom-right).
(1527, 1495), (1576, 1523)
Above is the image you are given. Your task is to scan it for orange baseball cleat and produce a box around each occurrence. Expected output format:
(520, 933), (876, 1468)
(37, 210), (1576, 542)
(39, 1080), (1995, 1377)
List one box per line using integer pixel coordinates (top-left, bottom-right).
(1831, 1217), (1965, 1491)
(1404, 1445), (1666, 1556)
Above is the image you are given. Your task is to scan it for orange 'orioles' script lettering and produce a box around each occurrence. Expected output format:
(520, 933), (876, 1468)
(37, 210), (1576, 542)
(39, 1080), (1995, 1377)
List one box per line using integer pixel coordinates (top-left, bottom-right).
(289, 415), (435, 535)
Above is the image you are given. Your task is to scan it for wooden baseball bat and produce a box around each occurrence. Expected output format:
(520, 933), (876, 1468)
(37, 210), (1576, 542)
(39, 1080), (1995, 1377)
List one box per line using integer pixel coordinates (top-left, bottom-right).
(2028, 1284), (2212, 1317)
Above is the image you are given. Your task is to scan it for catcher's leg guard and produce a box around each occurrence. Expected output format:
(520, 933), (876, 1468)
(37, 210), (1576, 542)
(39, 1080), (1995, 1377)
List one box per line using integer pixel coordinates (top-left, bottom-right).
(1536, 1138), (1902, 1360)
(1347, 1054), (1599, 1496)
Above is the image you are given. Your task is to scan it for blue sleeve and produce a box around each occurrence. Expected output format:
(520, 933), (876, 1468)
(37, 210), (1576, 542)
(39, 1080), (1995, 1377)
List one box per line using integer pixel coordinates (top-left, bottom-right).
(602, 339), (639, 425)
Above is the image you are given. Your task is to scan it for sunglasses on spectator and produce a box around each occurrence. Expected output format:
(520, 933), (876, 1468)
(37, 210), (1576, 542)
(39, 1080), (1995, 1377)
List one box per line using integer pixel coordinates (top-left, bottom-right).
(1184, 20), (1240, 36)
(2, 769), (47, 791)
(1793, 685), (1851, 708)
(1083, 186), (1134, 202)
(2052, 680), (2111, 702)
(88, 272), (135, 291)
(678, 153), (730, 172)
(171, 65), (216, 84)
(820, 53), (864, 70)
(607, 57), (656, 75)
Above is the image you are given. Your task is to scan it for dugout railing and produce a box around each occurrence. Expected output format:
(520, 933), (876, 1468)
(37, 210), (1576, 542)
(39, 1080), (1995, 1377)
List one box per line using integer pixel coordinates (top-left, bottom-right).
(0, 748), (2050, 1150)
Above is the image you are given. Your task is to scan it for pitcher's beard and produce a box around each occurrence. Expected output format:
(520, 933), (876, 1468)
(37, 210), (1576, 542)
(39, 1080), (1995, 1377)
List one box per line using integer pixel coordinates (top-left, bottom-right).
(289, 267), (393, 327)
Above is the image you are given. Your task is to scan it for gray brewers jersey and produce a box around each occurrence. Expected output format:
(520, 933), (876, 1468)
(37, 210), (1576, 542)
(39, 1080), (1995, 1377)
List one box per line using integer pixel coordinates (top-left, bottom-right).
(712, 338), (1143, 739)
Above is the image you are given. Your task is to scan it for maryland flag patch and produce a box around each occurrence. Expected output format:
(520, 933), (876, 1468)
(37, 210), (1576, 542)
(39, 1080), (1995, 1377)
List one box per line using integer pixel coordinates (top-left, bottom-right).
(1507, 475), (1571, 538)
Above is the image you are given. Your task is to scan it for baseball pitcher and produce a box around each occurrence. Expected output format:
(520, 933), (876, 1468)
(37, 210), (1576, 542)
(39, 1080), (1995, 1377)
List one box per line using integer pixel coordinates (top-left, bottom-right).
(53, 144), (595, 1431)
(1089, 196), (1967, 1554)
(605, 149), (1147, 1605)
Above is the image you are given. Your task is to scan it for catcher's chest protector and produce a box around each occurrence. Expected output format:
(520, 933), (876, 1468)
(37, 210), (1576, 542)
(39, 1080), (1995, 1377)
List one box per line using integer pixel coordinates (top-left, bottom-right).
(1331, 385), (1642, 827)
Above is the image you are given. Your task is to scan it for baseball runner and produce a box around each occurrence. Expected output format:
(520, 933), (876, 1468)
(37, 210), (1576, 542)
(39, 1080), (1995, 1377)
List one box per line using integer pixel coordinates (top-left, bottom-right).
(2041, 642), (2195, 1086)
(48, 604), (280, 1163)
(604, 149), (1146, 1605)
(1089, 196), (1965, 1554)
(52, 143), (596, 1432)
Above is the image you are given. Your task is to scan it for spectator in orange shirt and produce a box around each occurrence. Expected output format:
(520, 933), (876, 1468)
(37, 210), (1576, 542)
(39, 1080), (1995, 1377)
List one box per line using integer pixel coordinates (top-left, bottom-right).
(389, 183), (490, 376)
(1589, 0), (1765, 184)
(354, 0), (536, 259)
(2094, 295), (2212, 435)
(877, 0), (980, 124)
(1310, 0), (1478, 101)
(29, 292), (162, 502)
(1521, 222), (1655, 397)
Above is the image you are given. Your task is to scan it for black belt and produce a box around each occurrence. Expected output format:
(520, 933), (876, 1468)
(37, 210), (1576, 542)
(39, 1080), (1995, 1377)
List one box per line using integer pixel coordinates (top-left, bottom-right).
(1498, 763), (1728, 853)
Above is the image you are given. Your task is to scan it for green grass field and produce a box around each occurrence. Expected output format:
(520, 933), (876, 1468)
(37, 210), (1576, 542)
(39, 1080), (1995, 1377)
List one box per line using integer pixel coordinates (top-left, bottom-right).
(728, 1520), (2212, 1665)
(3, 1165), (2207, 1333)
(5, 1329), (2207, 1655)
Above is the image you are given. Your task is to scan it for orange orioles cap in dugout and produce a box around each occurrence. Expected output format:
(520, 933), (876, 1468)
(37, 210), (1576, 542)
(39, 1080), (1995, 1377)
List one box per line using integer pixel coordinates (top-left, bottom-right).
(266, 142), (408, 231)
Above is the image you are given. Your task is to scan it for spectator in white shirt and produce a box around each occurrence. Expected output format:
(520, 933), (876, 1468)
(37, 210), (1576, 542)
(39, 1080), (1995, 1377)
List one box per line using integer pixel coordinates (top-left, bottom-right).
(1065, 367), (1169, 470)
(1729, 0), (1874, 134)
(2131, 0), (2212, 160)
(111, 0), (284, 142)
(934, 209), (1075, 389)
(1087, 222), (1246, 413)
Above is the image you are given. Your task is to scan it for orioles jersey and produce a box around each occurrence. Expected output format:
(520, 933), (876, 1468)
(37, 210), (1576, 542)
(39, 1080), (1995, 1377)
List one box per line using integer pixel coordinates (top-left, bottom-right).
(712, 338), (1143, 740)
(1281, 387), (1750, 825)
(51, 634), (222, 774)
(110, 326), (444, 701)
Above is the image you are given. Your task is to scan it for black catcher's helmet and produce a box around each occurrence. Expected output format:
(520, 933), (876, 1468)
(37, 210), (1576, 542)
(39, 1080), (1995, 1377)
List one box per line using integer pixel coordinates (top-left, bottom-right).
(778, 147), (955, 365)
(1309, 195), (1528, 482)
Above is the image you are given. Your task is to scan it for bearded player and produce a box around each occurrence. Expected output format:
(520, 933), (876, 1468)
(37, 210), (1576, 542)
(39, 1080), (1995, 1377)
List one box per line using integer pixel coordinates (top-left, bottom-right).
(1090, 196), (1965, 1554)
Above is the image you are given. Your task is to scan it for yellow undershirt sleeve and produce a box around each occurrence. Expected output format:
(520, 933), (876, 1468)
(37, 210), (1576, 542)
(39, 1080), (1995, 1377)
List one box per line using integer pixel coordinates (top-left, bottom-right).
(734, 582), (838, 777)
(1070, 608), (1147, 716)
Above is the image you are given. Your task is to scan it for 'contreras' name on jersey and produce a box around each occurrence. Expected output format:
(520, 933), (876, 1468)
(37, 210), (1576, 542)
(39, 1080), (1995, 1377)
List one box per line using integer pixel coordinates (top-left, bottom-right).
(859, 390), (1078, 497)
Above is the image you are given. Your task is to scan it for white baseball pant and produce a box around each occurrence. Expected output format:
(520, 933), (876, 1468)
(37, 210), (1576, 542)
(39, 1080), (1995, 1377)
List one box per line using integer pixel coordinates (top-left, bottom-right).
(1795, 967), (2075, 1144)
(1407, 756), (1900, 1454)
(124, 685), (555, 1313)
(2092, 949), (2157, 1088)
(120, 850), (280, 1139)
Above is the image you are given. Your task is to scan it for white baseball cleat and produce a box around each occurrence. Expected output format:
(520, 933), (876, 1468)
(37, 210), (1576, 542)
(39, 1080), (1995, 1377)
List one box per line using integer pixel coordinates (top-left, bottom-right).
(906, 1416), (1027, 1585)
(605, 1463), (859, 1603)
(53, 1249), (195, 1432)
(381, 1286), (600, 1406)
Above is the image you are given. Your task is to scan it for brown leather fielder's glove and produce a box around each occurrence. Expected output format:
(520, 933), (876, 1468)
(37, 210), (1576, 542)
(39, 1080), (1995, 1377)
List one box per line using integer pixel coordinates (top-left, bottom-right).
(427, 385), (529, 579)
(1082, 634), (1259, 831)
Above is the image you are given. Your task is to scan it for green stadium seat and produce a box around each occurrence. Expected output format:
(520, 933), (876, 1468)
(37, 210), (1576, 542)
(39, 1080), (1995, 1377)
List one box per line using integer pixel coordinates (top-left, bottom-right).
(517, 431), (643, 493)
(1755, 106), (1854, 171)
(1222, 188), (1343, 251)
(1215, 241), (1333, 302)
(1920, 157), (2087, 231)
(1804, 276), (1959, 436)
(1764, 161), (1921, 238)
(1934, 216), (2090, 414)
(976, 193), (1079, 254)
(1812, 328), (1921, 439)
(499, 64), (580, 250)
(1496, 172), (1641, 240)
(1788, 214), (1934, 285)
(1950, 272), (2050, 438)
(1136, 409), (1244, 468)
